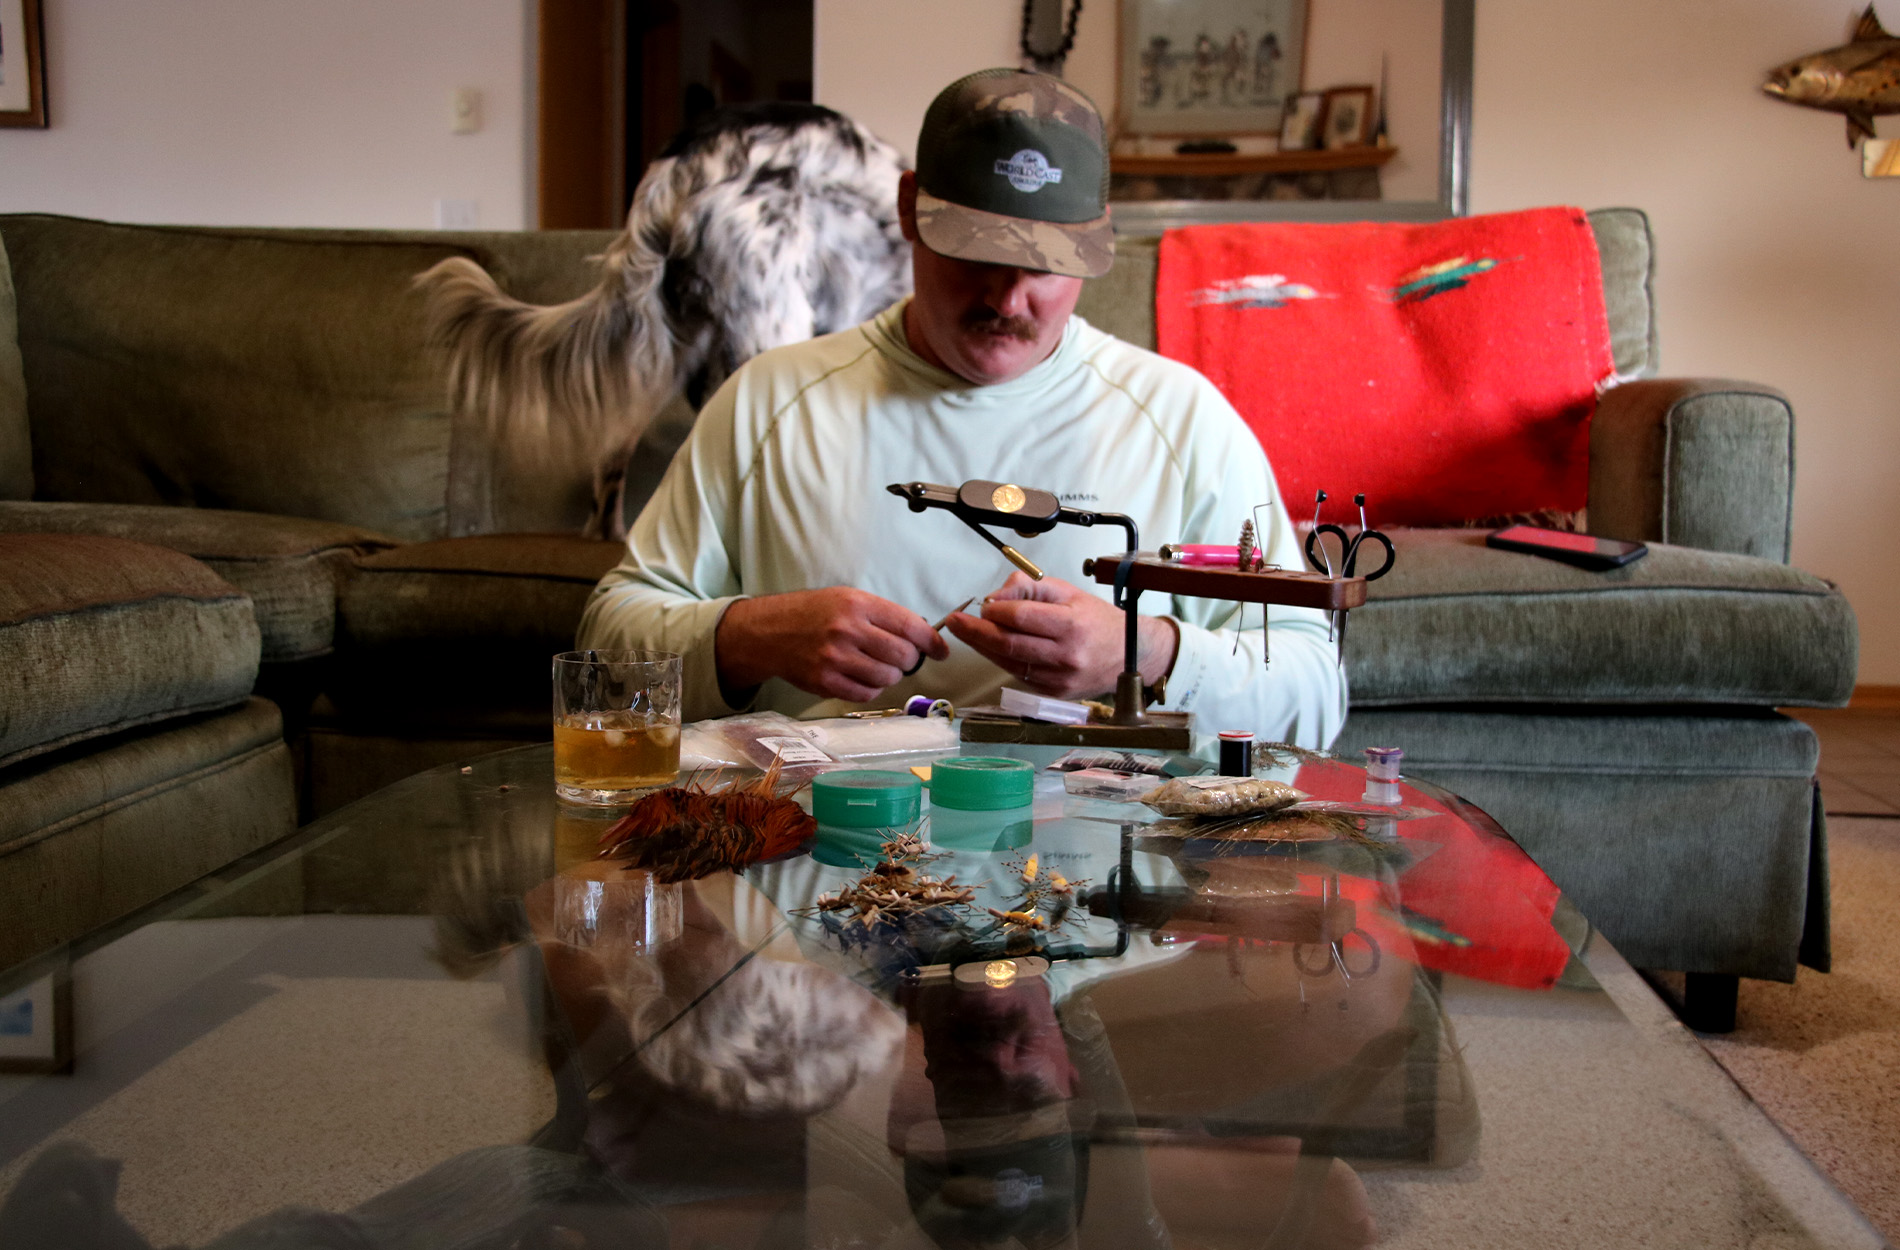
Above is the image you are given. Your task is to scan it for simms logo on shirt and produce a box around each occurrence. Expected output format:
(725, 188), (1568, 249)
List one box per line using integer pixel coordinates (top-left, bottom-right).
(995, 150), (1062, 192)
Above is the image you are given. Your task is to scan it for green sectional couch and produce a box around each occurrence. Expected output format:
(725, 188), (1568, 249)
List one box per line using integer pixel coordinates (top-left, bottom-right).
(0, 210), (1856, 1025)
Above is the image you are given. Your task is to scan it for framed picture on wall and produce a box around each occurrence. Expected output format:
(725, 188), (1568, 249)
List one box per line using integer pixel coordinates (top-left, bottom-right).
(0, 0), (48, 128)
(1320, 85), (1375, 150)
(1119, 0), (1308, 136)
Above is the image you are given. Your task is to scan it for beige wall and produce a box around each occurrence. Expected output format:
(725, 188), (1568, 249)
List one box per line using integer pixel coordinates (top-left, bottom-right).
(1470, 1), (1900, 684)
(0, 0), (531, 229)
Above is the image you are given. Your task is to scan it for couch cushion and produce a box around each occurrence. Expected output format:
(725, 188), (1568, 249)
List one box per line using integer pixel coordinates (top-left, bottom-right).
(0, 697), (293, 969)
(1345, 529), (1856, 707)
(1586, 207), (1656, 380)
(330, 535), (623, 724)
(1075, 235), (1158, 352)
(0, 234), (28, 500)
(0, 501), (394, 663)
(0, 534), (261, 768)
(0, 214), (486, 541)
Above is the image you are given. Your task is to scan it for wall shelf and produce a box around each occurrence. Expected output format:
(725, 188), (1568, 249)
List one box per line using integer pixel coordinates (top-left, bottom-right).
(1110, 146), (1397, 178)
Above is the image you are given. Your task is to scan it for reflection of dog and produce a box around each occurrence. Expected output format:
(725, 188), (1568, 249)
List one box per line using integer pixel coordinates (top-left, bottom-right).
(417, 103), (912, 539)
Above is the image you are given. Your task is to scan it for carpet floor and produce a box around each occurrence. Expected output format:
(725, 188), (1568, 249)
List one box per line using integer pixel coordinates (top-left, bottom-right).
(1698, 708), (1900, 1244)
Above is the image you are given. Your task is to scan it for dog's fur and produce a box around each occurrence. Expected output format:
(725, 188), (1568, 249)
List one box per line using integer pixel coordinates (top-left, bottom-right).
(417, 103), (913, 539)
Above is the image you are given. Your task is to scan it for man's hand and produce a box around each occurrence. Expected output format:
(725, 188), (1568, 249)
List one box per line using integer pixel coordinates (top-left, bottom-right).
(945, 573), (1178, 700)
(715, 587), (950, 703)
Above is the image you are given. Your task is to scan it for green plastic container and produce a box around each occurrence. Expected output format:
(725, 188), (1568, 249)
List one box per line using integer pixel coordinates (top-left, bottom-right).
(929, 757), (1035, 853)
(928, 757), (1035, 810)
(811, 770), (923, 867)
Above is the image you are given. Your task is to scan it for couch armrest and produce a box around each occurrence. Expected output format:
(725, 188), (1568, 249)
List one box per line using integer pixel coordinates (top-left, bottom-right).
(1588, 378), (1794, 561)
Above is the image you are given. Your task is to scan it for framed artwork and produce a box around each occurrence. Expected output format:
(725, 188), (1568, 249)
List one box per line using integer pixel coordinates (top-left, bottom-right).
(1111, 0), (1471, 230)
(1279, 91), (1324, 150)
(0, 957), (73, 1075)
(1320, 85), (1374, 150)
(1120, 0), (1308, 136)
(0, 0), (47, 128)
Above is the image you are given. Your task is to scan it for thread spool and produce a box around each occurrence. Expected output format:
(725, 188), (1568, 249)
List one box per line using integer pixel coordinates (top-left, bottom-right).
(1363, 746), (1403, 805)
(1218, 730), (1254, 777)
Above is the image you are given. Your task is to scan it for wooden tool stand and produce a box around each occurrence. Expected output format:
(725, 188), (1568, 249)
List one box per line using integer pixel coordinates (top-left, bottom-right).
(1086, 555), (1369, 612)
(959, 553), (1368, 751)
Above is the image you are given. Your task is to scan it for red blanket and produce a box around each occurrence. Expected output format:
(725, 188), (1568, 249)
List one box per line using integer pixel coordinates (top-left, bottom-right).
(1155, 208), (1615, 528)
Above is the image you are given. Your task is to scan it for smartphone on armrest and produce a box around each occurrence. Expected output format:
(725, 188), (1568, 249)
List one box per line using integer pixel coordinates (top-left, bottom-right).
(1485, 524), (1648, 571)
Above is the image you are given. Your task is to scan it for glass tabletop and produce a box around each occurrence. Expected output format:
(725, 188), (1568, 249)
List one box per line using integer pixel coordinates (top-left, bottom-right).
(0, 740), (1882, 1249)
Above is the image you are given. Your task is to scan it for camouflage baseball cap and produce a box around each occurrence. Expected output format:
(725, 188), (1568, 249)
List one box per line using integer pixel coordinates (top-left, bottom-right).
(914, 69), (1114, 279)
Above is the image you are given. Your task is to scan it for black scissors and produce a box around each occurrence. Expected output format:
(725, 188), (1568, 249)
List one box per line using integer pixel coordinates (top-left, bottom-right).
(1304, 491), (1394, 650)
(1304, 490), (1396, 582)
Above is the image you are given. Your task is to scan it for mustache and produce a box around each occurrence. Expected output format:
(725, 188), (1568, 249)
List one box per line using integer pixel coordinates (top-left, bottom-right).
(962, 310), (1040, 341)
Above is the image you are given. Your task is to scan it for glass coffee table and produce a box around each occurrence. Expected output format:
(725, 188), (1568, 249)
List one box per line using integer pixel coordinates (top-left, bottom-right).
(0, 741), (1883, 1249)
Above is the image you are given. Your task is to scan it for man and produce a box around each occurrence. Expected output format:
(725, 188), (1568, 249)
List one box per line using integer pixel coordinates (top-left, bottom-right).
(579, 69), (1345, 748)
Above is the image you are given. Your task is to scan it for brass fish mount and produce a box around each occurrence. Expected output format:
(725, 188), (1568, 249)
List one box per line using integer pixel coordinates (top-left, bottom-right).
(1763, 4), (1900, 147)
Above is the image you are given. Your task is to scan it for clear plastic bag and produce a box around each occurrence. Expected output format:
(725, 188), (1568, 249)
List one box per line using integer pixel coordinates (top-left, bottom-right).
(800, 716), (957, 761)
(1062, 768), (1164, 801)
(686, 712), (958, 784)
(1141, 775), (1307, 817)
(1046, 748), (1170, 776)
(711, 712), (839, 783)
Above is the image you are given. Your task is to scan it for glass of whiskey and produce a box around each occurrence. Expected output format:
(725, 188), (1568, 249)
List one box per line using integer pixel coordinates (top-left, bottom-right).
(552, 650), (682, 804)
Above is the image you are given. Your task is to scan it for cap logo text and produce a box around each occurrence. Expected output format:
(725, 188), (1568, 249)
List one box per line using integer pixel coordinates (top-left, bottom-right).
(995, 149), (1062, 193)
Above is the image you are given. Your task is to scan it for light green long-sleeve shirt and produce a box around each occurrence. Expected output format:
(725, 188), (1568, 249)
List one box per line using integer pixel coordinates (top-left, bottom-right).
(579, 300), (1346, 749)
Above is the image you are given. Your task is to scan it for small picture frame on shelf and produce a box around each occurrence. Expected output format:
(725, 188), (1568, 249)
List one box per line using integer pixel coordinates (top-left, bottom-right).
(1279, 91), (1324, 150)
(1320, 85), (1374, 150)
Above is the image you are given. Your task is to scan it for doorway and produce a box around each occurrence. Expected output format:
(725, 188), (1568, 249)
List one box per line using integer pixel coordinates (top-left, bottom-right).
(537, 0), (815, 229)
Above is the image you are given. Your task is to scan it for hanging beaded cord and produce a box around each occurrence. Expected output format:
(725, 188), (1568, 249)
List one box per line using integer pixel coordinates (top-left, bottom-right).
(1020, 0), (1083, 71)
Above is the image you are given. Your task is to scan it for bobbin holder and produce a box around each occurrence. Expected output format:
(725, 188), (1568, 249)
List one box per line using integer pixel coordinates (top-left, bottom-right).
(889, 479), (1151, 724)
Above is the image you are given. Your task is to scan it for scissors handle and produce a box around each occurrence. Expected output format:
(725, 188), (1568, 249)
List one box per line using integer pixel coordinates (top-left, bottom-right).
(1337, 928), (1382, 978)
(1304, 524), (1351, 577)
(1292, 943), (1336, 978)
(1346, 529), (1396, 582)
(1305, 524), (1396, 583)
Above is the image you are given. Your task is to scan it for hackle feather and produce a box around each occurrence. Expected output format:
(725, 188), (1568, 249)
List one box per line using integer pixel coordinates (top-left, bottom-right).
(597, 760), (817, 881)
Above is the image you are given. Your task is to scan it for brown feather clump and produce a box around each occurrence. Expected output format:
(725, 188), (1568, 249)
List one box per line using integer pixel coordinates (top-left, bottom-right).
(597, 762), (816, 882)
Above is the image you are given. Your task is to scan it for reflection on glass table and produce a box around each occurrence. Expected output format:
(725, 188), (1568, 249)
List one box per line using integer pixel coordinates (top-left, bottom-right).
(0, 743), (1882, 1249)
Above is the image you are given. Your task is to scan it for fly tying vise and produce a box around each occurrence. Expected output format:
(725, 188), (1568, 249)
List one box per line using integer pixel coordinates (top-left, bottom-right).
(889, 476), (1396, 748)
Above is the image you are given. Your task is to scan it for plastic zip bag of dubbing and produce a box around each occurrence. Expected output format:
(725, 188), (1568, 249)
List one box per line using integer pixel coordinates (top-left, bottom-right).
(1141, 775), (1307, 817)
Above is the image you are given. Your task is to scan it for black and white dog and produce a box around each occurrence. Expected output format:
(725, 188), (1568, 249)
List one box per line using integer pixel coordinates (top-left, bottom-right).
(418, 103), (912, 539)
